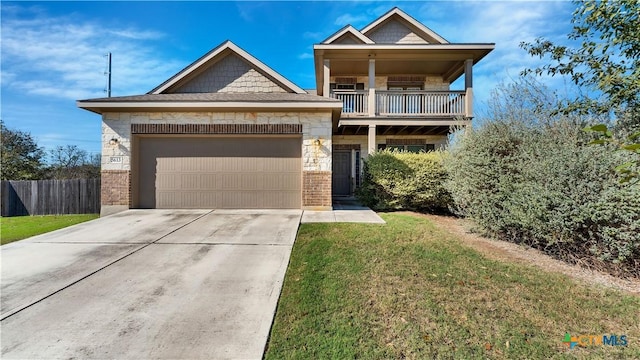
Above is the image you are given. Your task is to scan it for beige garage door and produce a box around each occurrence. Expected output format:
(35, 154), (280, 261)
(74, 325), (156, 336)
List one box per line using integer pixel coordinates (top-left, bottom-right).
(136, 136), (301, 209)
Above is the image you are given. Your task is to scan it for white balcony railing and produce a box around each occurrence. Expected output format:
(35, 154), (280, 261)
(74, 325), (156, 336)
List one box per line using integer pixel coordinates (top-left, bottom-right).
(329, 90), (368, 115)
(376, 91), (466, 116)
(330, 90), (466, 117)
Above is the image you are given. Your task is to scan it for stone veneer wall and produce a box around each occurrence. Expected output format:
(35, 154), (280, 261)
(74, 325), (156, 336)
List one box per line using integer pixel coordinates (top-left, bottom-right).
(101, 111), (333, 211)
(172, 54), (286, 93)
(332, 75), (449, 91)
(367, 20), (428, 44)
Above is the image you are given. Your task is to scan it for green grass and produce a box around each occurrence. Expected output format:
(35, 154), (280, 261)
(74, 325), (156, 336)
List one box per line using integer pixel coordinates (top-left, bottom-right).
(1, 214), (99, 245)
(265, 213), (640, 359)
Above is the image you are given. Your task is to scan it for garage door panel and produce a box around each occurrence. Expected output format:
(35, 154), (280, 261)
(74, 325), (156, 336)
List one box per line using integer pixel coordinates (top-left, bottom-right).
(137, 137), (301, 209)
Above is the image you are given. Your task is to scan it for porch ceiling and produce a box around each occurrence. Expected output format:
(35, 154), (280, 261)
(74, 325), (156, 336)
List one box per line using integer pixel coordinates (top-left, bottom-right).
(314, 44), (494, 93)
(335, 124), (453, 136)
(328, 59), (458, 77)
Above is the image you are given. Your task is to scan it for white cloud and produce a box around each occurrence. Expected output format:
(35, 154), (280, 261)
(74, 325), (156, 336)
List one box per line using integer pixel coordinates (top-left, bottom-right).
(415, 1), (575, 108)
(108, 29), (164, 40)
(303, 31), (324, 40)
(1, 7), (185, 100)
(236, 2), (269, 23)
(298, 53), (313, 60)
(334, 13), (368, 26)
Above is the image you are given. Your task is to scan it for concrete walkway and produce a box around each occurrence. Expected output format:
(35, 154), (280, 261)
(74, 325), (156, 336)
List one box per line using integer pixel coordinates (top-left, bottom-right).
(301, 198), (386, 224)
(1, 209), (301, 360)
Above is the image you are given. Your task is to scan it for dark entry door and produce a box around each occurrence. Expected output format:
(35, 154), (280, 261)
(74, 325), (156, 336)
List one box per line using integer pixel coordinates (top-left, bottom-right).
(332, 151), (351, 196)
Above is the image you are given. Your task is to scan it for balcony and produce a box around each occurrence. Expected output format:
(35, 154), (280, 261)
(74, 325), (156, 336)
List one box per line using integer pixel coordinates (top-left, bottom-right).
(330, 90), (369, 116)
(330, 90), (467, 118)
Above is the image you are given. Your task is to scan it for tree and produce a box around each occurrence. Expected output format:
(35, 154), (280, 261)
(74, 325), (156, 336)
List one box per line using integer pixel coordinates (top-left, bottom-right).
(48, 145), (100, 179)
(1, 121), (46, 180)
(584, 123), (640, 183)
(521, 0), (639, 182)
(520, 0), (639, 115)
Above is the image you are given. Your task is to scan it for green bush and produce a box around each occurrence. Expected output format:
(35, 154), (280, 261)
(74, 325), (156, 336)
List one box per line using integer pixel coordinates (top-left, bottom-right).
(356, 150), (452, 213)
(445, 119), (640, 277)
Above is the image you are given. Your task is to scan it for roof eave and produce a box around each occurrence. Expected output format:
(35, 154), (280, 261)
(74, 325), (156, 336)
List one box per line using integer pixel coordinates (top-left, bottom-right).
(321, 25), (375, 45)
(313, 43), (495, 51)
(76, 100), (343, 115)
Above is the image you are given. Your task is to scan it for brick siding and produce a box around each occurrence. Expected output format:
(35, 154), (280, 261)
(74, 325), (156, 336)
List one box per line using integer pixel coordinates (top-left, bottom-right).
(131, 123), (302, 134)
(101, 170), (130, 206)
(302, 171), (332, 207)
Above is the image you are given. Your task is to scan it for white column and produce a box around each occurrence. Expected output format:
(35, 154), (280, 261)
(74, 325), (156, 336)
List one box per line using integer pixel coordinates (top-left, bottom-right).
(368, 59), (376, 117)
(323, 59), (330, 97)
(367, 125), (376, 155)
(464, 59), (473, 118)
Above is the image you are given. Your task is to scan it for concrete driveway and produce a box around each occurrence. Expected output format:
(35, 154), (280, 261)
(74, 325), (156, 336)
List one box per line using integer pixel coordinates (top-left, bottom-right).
(1, 209), (301, 359)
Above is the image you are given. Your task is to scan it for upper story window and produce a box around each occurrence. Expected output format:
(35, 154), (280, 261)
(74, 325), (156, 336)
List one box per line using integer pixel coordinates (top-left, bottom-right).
(387, 76), (424, 90)
(331, 77), (364, 91)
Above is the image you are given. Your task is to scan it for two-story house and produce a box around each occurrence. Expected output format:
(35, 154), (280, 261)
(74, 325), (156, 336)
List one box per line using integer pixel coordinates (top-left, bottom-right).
(78, 7), (494, 215)
(315, 8), (493, 196)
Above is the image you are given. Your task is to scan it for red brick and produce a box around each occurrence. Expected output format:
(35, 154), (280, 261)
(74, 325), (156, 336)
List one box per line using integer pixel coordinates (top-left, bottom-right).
(302, 171), (331, 207)
(101, 170), (130, 206)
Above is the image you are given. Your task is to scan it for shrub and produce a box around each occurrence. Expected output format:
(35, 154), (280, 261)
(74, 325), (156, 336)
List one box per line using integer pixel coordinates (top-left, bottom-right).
(356, 150), (452, 213)
(445, 119), (640, 277)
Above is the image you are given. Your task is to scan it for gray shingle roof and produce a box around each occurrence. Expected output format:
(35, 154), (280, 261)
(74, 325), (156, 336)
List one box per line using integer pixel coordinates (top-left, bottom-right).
(79, 92), (339, 103)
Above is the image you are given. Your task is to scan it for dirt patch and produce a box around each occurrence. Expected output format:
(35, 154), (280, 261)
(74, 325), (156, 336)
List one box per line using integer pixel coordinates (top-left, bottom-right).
(407, 212), (640, 296)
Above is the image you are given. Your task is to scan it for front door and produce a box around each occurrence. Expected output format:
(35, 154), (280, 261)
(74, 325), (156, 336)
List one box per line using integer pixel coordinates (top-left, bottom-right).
(332, 151), (351, 196)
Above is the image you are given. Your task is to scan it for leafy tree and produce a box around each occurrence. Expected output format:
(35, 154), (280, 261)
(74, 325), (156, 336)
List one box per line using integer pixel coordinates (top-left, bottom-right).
(584, 123), (640, 183)
(1, 121), (46, 180)
(521, 0), (639, 181)
(48, 145), (100, 179)
(520, 0), (639, 115)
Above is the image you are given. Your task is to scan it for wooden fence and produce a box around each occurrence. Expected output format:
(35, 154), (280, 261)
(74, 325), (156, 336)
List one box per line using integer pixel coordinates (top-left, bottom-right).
(1, 179), (100, 217)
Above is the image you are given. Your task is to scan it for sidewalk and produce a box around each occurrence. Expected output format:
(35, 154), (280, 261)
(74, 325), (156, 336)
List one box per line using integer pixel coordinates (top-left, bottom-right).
(301, 198), (385, 224)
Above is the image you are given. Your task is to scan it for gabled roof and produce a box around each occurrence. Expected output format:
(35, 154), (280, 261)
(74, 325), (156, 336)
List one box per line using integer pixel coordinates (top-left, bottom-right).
(322, 25), (374, 45)
(150, 40), (306, 94)
(360, 7), (449, 44)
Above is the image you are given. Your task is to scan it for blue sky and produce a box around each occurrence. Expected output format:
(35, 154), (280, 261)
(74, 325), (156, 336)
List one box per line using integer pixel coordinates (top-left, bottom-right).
(1, 1), (576, 158)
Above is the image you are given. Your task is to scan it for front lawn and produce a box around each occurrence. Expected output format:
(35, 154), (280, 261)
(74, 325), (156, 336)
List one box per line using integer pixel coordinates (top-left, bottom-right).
(265, 213), (640, 359)
(1, 214), (99, 245)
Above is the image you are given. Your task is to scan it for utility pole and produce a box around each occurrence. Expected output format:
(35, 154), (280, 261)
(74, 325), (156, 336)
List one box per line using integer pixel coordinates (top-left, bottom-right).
(105, 52), (112, 97)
